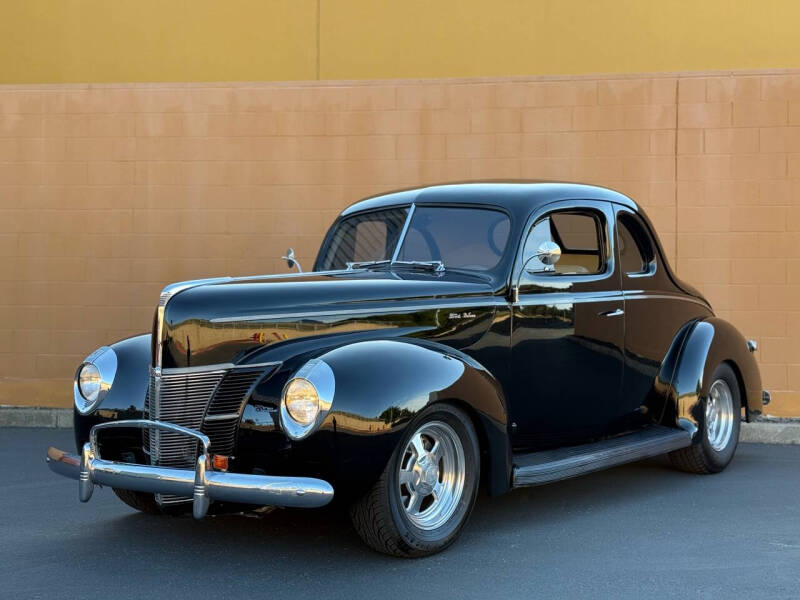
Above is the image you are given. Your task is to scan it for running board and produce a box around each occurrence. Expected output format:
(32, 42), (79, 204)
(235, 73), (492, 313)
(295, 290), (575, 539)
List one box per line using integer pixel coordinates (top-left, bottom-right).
(512, 425), (692, 488)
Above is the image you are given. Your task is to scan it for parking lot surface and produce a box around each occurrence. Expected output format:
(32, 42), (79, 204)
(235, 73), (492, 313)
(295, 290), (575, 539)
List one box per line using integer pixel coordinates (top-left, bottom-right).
(2, 428), (799, 599)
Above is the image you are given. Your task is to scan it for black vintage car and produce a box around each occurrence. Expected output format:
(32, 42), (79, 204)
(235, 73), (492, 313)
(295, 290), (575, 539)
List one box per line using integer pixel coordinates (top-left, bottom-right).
(47, 182), (767, 557)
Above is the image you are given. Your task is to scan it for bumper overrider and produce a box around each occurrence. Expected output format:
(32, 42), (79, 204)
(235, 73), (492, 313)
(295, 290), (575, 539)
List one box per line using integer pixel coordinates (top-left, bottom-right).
(46, 419), (334, 519)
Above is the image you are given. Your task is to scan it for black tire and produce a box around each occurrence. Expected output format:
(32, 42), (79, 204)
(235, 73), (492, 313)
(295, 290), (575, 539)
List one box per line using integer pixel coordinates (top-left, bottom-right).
(669, 362), (741, 474)
(113, 489), (187, 515)
(349, 403), (480, 558)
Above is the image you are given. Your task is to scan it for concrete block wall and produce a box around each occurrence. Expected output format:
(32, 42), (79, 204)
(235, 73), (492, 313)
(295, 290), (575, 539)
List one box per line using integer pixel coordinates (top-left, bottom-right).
(0, 71), (797, 415)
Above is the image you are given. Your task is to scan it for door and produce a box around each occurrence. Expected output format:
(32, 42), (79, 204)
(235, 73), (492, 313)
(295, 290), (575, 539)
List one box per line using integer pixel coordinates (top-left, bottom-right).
(510, 200), (625, 450)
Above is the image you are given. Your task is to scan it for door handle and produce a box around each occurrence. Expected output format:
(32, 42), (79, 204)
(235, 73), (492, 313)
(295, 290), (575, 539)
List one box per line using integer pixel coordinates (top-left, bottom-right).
(599, 308), (624, 317)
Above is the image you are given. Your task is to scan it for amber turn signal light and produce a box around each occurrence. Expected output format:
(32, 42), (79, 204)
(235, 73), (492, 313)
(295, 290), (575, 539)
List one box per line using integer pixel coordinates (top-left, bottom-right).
(212, 454), (229, 471)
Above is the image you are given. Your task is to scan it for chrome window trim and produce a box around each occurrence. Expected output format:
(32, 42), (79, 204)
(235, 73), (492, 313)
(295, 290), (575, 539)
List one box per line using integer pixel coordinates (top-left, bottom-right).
(625, 261), (657, 279)
(520, 208), (611, 282)
(512, 200), (618, 298)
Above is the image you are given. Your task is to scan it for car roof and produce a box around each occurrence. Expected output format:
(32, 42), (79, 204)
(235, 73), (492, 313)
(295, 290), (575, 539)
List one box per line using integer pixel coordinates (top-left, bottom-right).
(339, 181), (639, 220)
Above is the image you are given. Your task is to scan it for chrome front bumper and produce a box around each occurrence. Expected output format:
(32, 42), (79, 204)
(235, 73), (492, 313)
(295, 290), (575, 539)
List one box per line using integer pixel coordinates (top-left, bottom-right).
(46, 419), (334, 519)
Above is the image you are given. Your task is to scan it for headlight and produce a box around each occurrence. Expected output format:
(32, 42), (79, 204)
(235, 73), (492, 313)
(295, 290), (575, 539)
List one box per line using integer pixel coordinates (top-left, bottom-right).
(284, 378), (320, 425)
(73, 346), (117, 415)
(78, 364), (102, 403)
(280, 358), (335, 440)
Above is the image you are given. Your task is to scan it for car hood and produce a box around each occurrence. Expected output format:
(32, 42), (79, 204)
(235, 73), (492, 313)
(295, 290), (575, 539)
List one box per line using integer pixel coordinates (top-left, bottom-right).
(158, 270), (499, 368)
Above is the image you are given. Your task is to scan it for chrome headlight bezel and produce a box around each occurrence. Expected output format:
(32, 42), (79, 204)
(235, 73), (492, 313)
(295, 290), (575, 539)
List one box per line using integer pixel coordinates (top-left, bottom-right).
(73, 346), (117, 415)
(280, 358), (335, 440)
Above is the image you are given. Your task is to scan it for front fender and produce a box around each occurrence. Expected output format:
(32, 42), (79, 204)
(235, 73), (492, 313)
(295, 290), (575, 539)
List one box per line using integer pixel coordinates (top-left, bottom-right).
(662, 317), (762, 437)
(318, 339), (511, 496)
(74, 333), (151, 451)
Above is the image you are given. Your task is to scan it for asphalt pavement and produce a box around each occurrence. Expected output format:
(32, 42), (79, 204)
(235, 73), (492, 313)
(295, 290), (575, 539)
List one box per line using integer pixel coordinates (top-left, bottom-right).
(2, 428), (799, 599)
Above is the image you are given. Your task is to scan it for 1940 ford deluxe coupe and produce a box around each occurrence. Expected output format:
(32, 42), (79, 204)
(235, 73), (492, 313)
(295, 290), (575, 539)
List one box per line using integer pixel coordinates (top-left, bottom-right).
(47, 182), (767, 557)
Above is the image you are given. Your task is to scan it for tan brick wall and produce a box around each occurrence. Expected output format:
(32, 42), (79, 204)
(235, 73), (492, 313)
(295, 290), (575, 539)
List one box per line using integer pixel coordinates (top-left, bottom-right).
(0, 72), (797, 415)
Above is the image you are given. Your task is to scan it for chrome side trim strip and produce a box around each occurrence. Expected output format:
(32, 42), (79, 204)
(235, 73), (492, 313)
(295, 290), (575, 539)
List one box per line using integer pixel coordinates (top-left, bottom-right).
(209, 299), (507, 324)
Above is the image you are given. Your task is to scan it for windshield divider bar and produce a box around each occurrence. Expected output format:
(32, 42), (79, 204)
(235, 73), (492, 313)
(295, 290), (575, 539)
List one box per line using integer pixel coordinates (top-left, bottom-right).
(391, 203), (416, 264)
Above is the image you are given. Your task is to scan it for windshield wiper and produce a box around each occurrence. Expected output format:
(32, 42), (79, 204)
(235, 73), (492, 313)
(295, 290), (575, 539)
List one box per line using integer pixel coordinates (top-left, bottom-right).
(392, 260), (445, 273)
(346, 259), (391, 270)
(346, 259), (445, 273)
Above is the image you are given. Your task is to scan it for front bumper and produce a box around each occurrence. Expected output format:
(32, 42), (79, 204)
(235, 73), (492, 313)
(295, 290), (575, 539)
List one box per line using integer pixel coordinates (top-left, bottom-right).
(46, 419), (334, 519)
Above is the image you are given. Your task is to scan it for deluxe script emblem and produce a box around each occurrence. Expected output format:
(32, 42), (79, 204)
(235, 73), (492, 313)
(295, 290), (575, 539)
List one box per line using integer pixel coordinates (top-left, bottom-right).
(449, 311), (477, 320)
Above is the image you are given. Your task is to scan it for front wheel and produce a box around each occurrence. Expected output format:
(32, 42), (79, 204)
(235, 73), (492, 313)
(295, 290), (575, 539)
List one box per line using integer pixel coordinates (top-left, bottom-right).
(669, 362), (741, 474)
(349, 404), (480, 557)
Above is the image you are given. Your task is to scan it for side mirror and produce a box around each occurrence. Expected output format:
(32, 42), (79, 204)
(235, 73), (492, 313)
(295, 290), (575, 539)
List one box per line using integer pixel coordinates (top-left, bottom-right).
(536, 241), (562, 266)
(523, 241), (561, 273)
(282, 248), (303, 273)
(511, 240), (563, 302)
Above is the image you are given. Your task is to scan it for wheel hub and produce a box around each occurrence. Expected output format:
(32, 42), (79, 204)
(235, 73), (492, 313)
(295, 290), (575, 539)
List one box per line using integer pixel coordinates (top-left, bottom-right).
(411, 454), (439, 495)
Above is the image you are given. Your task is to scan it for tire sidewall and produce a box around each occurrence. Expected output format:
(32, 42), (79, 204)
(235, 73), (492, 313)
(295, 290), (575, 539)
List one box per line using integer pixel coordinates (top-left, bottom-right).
(386, 403), (480, 554)
(698, 363), (741, 469)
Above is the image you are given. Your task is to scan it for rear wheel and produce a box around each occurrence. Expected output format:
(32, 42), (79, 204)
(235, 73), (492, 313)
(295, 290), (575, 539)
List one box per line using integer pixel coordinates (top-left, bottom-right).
(349, 404), (480, 557)
(669, 362), (741, 474)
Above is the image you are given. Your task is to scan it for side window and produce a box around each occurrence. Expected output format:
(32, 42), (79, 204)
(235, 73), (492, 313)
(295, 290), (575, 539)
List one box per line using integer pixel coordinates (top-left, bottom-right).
(523, 210), (604, 275)
(617, 213), (654, 275)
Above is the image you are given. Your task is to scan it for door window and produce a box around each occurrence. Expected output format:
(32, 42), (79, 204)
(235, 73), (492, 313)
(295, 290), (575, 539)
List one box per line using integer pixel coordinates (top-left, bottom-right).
(522, 210), (604, 275)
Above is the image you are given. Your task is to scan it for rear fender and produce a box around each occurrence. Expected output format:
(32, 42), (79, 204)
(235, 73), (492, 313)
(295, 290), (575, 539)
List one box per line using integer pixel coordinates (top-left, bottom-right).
(661, 318), (762, 438)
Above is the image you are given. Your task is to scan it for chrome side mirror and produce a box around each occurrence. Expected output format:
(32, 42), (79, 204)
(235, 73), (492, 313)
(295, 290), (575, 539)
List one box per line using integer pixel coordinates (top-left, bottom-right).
(511, 241), (563, 303)
(523, 241), (562, 273)
(282, 248), (303, 273)
(536, 241), (562, 266)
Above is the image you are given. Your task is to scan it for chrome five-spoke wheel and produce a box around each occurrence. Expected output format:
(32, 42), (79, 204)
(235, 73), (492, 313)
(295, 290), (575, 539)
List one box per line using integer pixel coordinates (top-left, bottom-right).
(398, 421), (466, 531)
(705, 378), (735, 451)
(349, 404), (480, 557)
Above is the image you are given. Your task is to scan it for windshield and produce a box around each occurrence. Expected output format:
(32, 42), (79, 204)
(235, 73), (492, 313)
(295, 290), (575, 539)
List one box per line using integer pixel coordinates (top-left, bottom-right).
(317, 205), (511, 273)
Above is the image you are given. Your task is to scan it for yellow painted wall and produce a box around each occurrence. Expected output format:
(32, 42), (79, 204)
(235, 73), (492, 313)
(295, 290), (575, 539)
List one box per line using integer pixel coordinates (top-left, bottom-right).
(0, 0), (319, 84)
(3, 0), (800, 84)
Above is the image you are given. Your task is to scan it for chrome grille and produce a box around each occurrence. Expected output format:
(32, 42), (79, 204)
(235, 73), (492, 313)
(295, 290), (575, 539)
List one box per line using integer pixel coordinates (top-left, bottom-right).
(144, 364), (274, 505)
(201, 369), (265, 455)
(147, 368), (227, 468)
